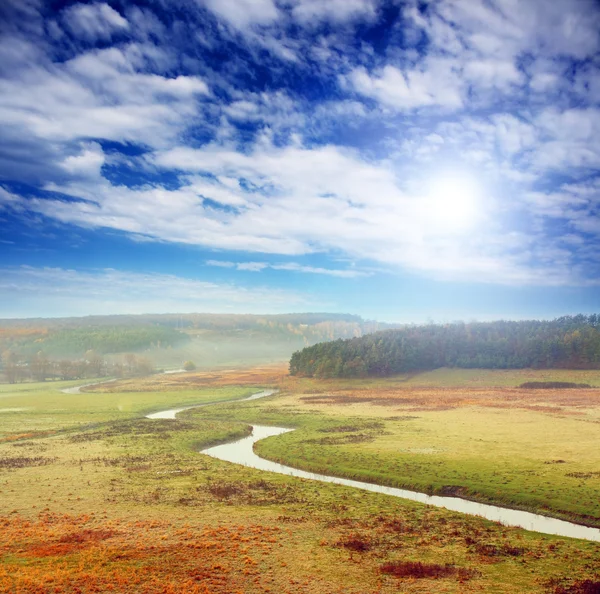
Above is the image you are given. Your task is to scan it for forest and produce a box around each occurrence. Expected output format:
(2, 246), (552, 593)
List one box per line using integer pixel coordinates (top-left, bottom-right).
(0, 313), (389, 360)
(0, 325), (189, 358)
(0, 313), (394, 382)
(289, 315), (600, 378)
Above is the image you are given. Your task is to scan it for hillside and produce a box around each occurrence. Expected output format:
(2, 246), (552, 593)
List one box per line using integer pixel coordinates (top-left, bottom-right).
(289, 315), (600, 378)
(0, 313), (392, 381)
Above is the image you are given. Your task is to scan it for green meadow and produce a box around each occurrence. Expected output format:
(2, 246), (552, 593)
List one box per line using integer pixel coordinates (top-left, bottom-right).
(0, 379), (257, 438)
(1, 368), (599, 592)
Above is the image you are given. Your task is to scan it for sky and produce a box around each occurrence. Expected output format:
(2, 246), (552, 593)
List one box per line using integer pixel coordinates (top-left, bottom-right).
(1, 0), (600, 322)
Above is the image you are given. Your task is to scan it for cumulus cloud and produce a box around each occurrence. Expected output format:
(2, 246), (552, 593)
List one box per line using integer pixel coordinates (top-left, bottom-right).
(290, 0), (377, 24)
(199, 0), (279, 29)
(1, 0), (600, 294)
(0, 43), (210, 156)
(1, 136), (593, 287)
(62, 2), (129, 42)
(346, 61), (464, 110)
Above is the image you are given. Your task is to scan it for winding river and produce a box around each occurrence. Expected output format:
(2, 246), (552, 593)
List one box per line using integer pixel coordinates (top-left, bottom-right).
(148, 390), (600, 542)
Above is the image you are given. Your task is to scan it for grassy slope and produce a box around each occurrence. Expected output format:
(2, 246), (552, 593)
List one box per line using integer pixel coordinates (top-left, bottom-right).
(1, 367), (600, 592)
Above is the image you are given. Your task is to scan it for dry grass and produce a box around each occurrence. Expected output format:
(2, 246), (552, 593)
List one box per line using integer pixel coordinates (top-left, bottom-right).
(295, 385), (600, 417)
(0, 512), (291, 594)
(88, 363), (290, 392)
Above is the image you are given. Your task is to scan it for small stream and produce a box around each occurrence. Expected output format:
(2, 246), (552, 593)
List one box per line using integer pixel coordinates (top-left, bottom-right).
(149, 392), (600, 542)
(146, 390), (277, 419)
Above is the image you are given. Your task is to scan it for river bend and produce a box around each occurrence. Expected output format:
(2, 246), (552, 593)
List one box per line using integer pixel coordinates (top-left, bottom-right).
(148, 391), (600, 542)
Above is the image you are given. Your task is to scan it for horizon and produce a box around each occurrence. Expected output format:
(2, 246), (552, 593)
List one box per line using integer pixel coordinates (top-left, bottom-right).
(1, 310), (597, 326)
(1, 0), (600, 320)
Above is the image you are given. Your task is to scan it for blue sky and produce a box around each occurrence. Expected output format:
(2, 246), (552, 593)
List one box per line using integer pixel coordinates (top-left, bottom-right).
(1, 0), (600, 322)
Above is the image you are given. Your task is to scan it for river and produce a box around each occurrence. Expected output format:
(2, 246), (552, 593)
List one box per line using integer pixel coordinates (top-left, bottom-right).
(148, 390), (600, 542)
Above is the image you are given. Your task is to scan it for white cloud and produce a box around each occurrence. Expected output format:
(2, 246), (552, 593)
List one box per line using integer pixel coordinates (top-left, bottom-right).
(491, 114), (537, 155)
(290, 0), (377, 24)
(61, 142), (105, 178)
(199, 0), (279, 29)
(0, 186), (24, 209)
(530, 72), (559, 92)
(346, 60), (464, 110)
(349, 0), (599, 115)
(271, 262), (368, 278)
(437, 0), (600, 61)
(0, 44), (210, 149)
(2, 0), (600, 293)
(534, 108), (600, 170)
(525, 191), (588, 219)
(236, 262), (269, 271)
(206, 259), (368, 277)
(0, 266), (309, 317)
(464, 59), (524, 91)
(62, 2), (129, 42)
(205, 260), (235, 268)
(2, 136), (590, 287)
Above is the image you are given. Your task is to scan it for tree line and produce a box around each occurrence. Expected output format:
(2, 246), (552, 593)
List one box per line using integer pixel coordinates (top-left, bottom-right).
(0, 314), (392, 358)
(1, 350), (155, 383)
(0, 325), (189, 359)
(289, 315), (600, 378)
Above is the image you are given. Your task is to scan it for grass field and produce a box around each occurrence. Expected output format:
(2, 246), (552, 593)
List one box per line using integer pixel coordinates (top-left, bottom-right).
(1, 366), (600, 592)
(0, 378), (260, 439)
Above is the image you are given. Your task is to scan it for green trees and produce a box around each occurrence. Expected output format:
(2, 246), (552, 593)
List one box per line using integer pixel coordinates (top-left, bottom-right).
(289, 315), (600, 378)
(0, 351), (155, 383)
(183, 360), (196, 371)
(0, 325), (189, 359)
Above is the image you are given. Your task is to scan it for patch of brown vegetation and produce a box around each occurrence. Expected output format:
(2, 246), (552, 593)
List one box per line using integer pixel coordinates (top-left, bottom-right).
(296, 385), (600, 415)
(547, 579), (600, 594)
(565, 471), (600, 479)
(380, 560), (478, 580)
(0, 512), (288, 594)
(0, 456), (56, 469)
(87, 363), (290, 392)
(335, 533), (373, 552)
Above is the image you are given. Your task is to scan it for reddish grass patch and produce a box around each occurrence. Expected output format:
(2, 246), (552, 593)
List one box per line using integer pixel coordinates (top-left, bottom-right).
(380, 560), (478, 580)
(0, 512), (285, 593)
(335, 533), (373, 552)
(550, 580), (600, 594)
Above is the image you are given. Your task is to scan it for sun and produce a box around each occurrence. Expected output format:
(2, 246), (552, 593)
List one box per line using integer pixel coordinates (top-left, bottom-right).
(424, 172), (482, 232)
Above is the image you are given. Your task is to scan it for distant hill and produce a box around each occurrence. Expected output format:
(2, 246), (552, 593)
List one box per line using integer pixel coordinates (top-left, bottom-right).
(289, 315), (600, 378)
(0, 313), (393, 374)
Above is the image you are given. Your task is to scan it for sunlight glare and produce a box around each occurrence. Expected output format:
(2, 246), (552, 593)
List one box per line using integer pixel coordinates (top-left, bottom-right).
(424, 172), (482, 232)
